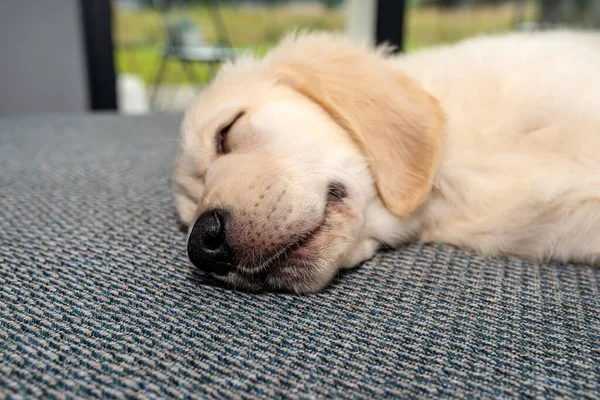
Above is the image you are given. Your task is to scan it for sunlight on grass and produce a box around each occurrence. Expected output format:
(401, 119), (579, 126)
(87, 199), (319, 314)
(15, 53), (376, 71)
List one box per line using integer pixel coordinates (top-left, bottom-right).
(406, 3), (537, 50)
(114, 3), (538, 85)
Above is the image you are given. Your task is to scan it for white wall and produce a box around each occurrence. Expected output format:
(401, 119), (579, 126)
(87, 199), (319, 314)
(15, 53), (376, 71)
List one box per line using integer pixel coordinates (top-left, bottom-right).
(0, 0), (88, 115)
(345, 0), (377, 45)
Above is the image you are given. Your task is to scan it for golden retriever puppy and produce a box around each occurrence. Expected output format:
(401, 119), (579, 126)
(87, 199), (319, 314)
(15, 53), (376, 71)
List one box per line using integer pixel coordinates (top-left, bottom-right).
(174, 30), (600, 293)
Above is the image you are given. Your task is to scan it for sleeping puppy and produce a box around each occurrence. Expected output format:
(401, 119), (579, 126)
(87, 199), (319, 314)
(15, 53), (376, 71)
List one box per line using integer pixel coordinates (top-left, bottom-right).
(174, 30), (600, 293)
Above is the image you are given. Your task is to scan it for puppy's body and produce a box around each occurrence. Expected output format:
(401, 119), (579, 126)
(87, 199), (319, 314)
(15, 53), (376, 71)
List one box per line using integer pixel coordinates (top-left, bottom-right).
(176, 30), (600, 293)
(394, 31), (600, 264)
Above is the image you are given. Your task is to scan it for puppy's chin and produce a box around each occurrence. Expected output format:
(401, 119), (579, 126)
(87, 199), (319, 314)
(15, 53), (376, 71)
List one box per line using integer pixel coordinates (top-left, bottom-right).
(208, 252), (339, 294)
(213, 262), (338, 294)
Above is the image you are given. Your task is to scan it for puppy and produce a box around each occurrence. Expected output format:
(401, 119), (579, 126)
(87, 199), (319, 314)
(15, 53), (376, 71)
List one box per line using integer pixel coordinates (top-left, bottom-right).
(174, 30), (600, 293)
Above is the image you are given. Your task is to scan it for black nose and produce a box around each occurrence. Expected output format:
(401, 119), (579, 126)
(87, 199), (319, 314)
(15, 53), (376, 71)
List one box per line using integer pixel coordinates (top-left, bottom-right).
(187, 210), (234, 275)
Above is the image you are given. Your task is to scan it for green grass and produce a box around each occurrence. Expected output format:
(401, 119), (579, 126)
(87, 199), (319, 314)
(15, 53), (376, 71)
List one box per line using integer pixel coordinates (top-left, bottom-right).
(115, 3), (539, 85)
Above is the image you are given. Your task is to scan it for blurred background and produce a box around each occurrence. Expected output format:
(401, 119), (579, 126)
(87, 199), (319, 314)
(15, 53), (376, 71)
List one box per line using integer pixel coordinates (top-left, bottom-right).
(1, 0), (599, 116)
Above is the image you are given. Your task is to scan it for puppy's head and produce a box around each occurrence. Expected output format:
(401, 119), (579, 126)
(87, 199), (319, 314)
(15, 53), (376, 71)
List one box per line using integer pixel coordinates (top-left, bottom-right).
(175, 33), (445, 293)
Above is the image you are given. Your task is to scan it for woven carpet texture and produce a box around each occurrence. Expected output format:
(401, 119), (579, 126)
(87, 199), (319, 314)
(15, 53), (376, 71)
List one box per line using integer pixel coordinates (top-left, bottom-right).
(1, 114), (599, 399)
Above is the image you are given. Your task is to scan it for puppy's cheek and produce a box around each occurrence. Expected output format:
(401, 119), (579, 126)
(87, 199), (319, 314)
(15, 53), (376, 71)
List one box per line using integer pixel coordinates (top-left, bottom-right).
(338, 238), (381, 269)
(322, 205), (374, 270)
(329, 203), (364, 248)
(304, 208), (363, 272)
(295, 266), (339, 294)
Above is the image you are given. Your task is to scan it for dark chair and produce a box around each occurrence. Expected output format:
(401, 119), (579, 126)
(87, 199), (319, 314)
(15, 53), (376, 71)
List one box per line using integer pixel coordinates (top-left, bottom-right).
(150, 0), (239, 108)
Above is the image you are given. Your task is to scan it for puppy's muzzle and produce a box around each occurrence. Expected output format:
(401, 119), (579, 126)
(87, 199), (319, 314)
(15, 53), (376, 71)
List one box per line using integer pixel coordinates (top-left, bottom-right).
(187, 209), (234, 276)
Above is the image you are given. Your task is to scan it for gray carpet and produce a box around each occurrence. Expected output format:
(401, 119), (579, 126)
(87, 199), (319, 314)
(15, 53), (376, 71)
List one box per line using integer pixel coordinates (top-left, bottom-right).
(1, 114), (599, 399)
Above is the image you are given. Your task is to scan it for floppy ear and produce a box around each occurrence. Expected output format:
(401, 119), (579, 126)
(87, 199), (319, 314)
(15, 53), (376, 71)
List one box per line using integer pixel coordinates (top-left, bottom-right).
(268, 34), (445, 217)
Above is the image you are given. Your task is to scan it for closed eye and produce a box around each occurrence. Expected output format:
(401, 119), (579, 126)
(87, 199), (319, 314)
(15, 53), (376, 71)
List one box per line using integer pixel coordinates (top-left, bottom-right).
(216, 111), (245, 154)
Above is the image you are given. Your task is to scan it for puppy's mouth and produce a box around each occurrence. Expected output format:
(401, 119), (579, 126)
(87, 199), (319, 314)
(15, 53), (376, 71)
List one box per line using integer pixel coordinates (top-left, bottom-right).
(192, 181), (349, 292)
(219, 215), (328, 293)
(246, 217), (326, 274)
(237, 181), (347, 276)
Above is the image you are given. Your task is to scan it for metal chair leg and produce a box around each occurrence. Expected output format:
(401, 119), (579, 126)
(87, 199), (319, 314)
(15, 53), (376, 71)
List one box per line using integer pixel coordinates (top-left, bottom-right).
(181, 60), (201, 86)
(150, 54), (169, 110)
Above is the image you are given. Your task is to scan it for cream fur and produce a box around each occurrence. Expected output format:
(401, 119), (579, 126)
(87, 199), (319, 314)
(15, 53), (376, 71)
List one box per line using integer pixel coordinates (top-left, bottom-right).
(397, 30), (600, 264)
(175, 30), (600, 293)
